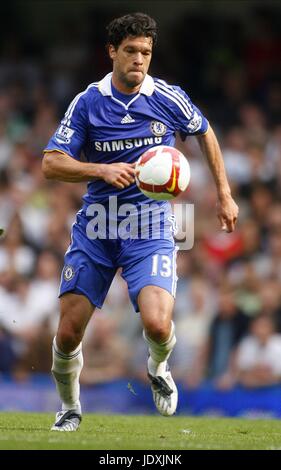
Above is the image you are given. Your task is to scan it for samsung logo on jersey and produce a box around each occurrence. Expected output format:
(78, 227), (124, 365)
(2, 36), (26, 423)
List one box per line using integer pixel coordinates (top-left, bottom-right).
(94, 137), (162, 152)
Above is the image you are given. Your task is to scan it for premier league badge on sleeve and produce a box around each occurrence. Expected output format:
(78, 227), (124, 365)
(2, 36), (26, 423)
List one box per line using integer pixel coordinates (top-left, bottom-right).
(55, 125), (75, 144)
(187, 111), (202, 132)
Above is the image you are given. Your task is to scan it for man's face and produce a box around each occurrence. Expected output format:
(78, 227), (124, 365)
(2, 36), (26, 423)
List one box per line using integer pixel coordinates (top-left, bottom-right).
(109, 36), (153, 91)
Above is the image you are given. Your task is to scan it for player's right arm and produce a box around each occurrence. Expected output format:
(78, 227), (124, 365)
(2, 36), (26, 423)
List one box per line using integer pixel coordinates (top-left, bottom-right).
(42, 89), (135, 189)
(42, 151), (135, 189)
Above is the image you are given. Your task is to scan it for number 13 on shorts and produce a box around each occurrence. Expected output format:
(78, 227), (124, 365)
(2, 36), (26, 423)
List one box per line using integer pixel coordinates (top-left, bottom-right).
(151, 254), (173, 277)
(150, 249), (178, 298)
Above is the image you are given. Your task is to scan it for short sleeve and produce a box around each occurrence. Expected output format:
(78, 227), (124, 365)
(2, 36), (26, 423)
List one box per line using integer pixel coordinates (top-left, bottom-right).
(44, 92), (88, 160)
(154, 80), (209, 138)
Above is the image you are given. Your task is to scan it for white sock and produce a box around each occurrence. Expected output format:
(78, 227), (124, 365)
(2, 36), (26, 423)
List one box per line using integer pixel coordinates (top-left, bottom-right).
(143, 321), (176, 376)
(51, 337), (83, 413)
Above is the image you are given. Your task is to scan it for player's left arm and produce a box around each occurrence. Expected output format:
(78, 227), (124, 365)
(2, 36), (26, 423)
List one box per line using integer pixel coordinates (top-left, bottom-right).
(161, 82), (238, 232)
(196, 125), (239, 233)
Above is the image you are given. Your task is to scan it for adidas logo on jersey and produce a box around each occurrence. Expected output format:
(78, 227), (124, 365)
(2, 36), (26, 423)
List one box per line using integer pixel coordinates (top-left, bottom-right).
(121, 114), (135, 124)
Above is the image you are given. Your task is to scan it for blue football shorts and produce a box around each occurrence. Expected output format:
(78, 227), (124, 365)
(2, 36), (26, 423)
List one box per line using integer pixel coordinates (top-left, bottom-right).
(59, 212), (179, 312)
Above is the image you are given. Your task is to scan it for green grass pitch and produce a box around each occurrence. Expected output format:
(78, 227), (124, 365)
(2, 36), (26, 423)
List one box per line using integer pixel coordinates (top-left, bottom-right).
(0, 412), (281, 450)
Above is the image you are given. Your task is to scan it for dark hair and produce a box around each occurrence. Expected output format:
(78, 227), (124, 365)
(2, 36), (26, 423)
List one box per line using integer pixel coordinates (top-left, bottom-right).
(106, 12), (158, 49)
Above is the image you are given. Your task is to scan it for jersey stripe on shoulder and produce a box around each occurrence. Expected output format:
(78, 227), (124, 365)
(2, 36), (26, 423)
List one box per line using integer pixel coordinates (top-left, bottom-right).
(155, 80), (193, 116)
(63, 82), (99, 126)
(156, 79), (193, 114)
(155, 84), (193, 121)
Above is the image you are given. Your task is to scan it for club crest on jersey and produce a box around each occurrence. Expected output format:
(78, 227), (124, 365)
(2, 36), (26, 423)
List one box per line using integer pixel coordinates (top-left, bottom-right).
(55, 125), (75, 144)
(63, 265), (75, 281)
(150, 121), (167, 137)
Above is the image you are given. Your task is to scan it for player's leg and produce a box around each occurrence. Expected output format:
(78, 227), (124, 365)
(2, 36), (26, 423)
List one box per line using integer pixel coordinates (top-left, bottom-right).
(51, 248), (117, 431)
(122, 245), (178, 416)
(138, 285), (178, 416)
(51, 292), (95, 431)
(138, 285), (175, 372)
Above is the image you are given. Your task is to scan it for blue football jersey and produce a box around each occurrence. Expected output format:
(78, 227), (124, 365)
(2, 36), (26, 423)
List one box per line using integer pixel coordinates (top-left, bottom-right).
(44, 72), (209, 208)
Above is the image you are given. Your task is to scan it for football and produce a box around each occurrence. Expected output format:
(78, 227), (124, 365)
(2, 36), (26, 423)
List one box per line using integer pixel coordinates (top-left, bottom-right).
(135, 145), (190, 200)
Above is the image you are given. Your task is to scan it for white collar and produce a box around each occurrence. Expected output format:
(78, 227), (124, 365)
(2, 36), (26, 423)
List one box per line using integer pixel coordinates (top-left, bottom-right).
(98, 72), (155, 97)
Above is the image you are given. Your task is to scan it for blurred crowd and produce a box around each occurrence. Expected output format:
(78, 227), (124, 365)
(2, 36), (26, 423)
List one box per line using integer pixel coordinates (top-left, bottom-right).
(0, 5), (280, 390)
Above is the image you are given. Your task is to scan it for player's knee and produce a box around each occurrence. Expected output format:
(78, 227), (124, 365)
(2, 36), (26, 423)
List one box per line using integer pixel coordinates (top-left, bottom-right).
(145, 318), (171, 343)
(56, 326), (82, 354)
(139, 286), (174, 342)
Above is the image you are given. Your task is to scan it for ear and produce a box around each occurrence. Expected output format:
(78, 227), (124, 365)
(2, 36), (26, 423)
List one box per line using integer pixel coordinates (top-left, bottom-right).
(108, 45), (117, 60)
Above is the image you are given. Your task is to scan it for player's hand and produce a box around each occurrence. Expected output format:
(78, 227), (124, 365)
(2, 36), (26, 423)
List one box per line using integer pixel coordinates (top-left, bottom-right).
(216, 194), (239, 233)
(100, 162), (136, 189)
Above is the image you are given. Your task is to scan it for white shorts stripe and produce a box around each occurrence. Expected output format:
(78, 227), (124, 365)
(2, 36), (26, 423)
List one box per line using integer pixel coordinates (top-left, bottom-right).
(172, 246), (179, 297)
